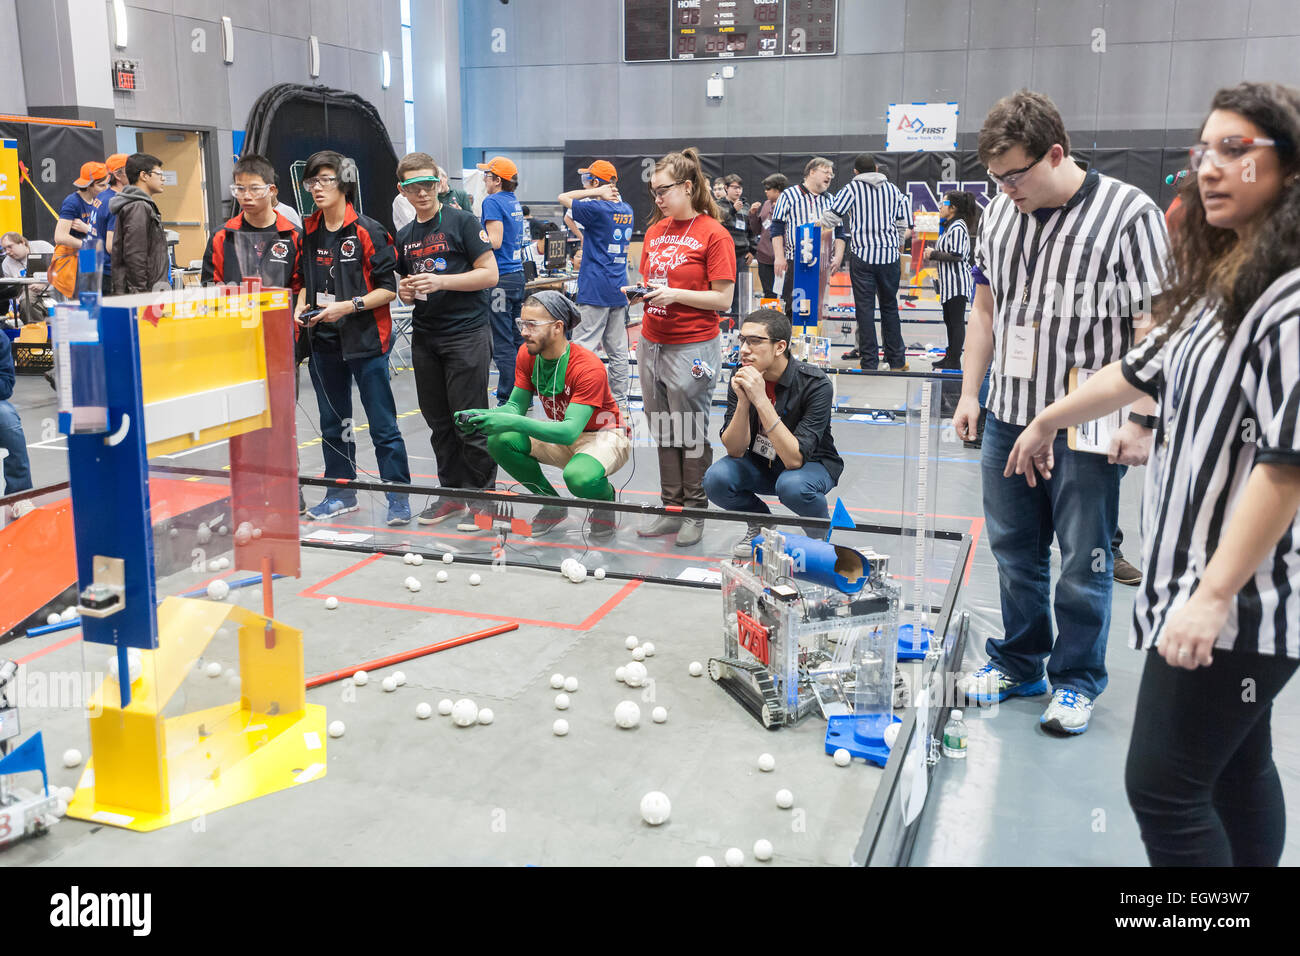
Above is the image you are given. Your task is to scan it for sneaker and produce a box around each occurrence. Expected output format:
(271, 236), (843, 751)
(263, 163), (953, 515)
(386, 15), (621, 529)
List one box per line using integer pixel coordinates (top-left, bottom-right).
(841, 348), (861, 361)
(307, 497), (359, 521)
(529, 503), (568, 537)
(731, 524), (763, 560)
(457, 505), (489, 533)
(299, 490), (307, 515)
(638, 514), (683, 538)
(955, 662), (1048, 706)
(10, 499), (35, 521)
(889, 363), (911, 372)
(1113, 553), (1142, 586)
(385, 494), (412, 527)
(586, 508), (616, 539)
(417, 501), (468, 526)
(1040, 688), (1094, 735)
(674, 518), (704, 547)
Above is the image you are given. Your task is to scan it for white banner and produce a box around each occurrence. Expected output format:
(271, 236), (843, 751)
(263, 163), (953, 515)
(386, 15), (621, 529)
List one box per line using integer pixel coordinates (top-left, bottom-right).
(886, 102), (960, 152)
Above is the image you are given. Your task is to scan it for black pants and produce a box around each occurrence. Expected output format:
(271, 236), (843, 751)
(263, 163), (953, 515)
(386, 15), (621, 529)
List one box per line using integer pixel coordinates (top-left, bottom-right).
(848, 253), (904, 368)
(938, 294), (966, 367)
(412, 326), (497, 490)
(757, 261), (775, 298)
(1125, 645), (1299, 866)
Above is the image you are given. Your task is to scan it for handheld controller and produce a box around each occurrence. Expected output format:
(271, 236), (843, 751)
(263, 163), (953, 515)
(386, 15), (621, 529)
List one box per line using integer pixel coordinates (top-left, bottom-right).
(625, 286), (655, 301)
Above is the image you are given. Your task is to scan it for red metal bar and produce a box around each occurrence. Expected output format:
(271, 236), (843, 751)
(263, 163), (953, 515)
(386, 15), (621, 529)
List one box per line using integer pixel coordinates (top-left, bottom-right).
(304, 622), (519, 689)
(262, 555), (275, 649)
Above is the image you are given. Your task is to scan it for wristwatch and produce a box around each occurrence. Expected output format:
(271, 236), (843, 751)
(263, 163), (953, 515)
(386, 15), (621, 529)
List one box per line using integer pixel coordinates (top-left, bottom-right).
(352, 296), (366, 313)
(1128, 412), (1158, 430)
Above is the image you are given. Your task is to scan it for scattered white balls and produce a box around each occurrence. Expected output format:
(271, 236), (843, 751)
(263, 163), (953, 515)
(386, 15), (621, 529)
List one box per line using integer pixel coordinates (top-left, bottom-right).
(204, 661), (222, 678)
(695, 856), (715, 867)
(442, 552), (455, 564)
(62, 748), (82, 769)
(404, 576), (421, 592)
(324, 596), (339, 610)
(411, 554), (423, 566)
(59, 607), (78, 622)
(416, 702), (432, 719)
(207, 557), (230, 571)
(615, 666), (627, 682)
(631, 646), (646, 662)
(469, 573), (482, 586)
(328, 720), (345, 738)
(594, 568), (606, 580)
(382, 676), (398, 693)
(625, 636), (639, 650)
(623, 662), (647, 688)
(833, 748), (852, 767)
(639, 791), (671, 825)
(883, 722), (901, 749)
(353, 669), (369, 686)
(206, 579), (230, 601)
(757, 753), (775, 772)
(437, 698), (453, 716)
(642, 642), (656, 657)
(725, 847), (744, 867)
(554, 693), (570, 710)
(563, 676), (579, 693)
(393, 671), (406, 686)
(436, 570), (449, 583)
(403, 553), (415, 565)
(451, 698), (478, 727)
(689, 661), (703, 677)
(477, 708), (494, 725)
(615, 701), (641, 729)
(753, 839), (774, 862)
(565, 562), (587, 584)
(552, 718), (569, 736)
(550, 673), (565, 689)
(775, 789), (794, 809)
(652, 706), (667, 724)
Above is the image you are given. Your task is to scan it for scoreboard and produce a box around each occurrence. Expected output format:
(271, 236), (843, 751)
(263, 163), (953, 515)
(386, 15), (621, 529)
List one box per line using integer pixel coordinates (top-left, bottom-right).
(623, 0), (837, 62)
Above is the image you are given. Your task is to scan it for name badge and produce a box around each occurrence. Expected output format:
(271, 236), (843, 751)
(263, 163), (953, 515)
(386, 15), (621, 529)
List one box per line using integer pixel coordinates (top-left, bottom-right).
(752, 433), (776, 461)
(317, 293), (336, 306)
(648, 276), (668, 288)
(1004, 321), (1038, 381)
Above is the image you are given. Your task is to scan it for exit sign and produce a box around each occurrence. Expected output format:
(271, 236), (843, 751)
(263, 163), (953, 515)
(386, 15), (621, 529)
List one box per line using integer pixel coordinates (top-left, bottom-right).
(112, 58), (139, 92)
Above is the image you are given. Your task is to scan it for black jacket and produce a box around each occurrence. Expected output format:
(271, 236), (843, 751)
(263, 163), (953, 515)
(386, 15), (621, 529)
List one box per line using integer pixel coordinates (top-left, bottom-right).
(109, 186), (169, 294)
(721, 357), (844, 482)
(202, 210), (303, 291)
(719, 199), (757, 260)
(300, 204), (398, 361)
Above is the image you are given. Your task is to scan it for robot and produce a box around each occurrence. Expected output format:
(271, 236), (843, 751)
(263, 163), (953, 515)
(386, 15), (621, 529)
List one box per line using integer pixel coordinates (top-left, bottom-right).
(0, 661), (60, 847)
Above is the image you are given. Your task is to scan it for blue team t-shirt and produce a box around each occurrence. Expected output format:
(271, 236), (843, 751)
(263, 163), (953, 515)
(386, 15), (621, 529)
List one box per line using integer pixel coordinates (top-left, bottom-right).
(480, 190), (524, 275)
(59, 191), (108, 275)
(571, 198), (634, 308)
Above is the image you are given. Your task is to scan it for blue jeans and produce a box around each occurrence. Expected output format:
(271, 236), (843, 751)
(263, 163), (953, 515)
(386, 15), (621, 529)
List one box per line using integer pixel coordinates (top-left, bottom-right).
(488, 270), (526, 402)
(307, 347), (410, 501)
(0, 399), (32, 493)
(848, 254), (904, 368)
(703, 455), (836, 520)
(981, 413), (1120, 700)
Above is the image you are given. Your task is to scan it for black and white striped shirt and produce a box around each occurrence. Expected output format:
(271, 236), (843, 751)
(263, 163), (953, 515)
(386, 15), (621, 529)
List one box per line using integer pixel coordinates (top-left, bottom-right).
(769, 185), (839, 261)
(933, 218), (972, 303)
(825, 174), (913, 264)
(1122, 270), (1300, 659)
(974, 167), (1170, 425)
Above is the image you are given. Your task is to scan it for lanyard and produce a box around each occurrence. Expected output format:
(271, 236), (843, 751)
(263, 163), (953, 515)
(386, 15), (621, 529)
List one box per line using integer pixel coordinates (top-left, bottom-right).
(1018, 215), (1051, 306)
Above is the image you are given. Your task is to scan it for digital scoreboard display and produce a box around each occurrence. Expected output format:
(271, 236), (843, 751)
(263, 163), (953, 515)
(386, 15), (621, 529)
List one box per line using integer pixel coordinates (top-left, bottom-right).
(623, 0), (837, 62)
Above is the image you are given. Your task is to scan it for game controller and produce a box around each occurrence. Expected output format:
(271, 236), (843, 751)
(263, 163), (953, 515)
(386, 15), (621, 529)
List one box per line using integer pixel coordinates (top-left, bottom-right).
(299, 307), (324, 323)
(625, 286), (655, 301)
(454, 410), (478, 428)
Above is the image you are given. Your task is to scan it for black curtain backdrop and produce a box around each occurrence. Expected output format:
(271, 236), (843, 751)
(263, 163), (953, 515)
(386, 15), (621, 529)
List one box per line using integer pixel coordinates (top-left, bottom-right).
(0, 121), (106, 244)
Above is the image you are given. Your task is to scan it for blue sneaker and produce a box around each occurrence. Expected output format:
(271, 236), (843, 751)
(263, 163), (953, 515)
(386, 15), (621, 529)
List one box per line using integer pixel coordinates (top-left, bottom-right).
(386, 494), (412, 526)
(955, 662), (1048, 706)
(307, 497), (359, 521)
(1040, 688), (1093, 735)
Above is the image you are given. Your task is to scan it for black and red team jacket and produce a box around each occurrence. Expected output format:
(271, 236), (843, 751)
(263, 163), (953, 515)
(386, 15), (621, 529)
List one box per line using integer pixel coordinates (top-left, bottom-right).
(201, 210), (304, 292)
(300, 204), (399, 361)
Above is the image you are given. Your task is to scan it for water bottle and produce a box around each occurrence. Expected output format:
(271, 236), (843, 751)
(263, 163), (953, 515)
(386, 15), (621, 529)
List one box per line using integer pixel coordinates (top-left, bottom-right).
(942, 709), (968, 759)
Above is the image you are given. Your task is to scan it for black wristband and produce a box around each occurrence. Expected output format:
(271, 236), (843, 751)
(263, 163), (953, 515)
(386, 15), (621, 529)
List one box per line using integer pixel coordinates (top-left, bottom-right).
(1128, 412), (1158, 430)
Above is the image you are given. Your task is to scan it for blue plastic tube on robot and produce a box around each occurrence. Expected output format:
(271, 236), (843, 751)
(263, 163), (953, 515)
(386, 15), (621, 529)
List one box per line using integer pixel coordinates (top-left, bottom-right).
(754, 533), (868, 594)
(52, 245), (109, 434)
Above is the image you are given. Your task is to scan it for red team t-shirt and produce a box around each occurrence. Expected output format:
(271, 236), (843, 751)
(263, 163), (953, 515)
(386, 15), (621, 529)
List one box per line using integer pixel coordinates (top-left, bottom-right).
(638, 213), (736, 345)
(514, 343), (625, 433)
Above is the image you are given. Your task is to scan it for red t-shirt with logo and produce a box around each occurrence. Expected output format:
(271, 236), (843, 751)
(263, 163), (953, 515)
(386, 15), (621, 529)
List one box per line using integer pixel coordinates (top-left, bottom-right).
(638, 213), (735, 345)
(514, 342), (624, 433)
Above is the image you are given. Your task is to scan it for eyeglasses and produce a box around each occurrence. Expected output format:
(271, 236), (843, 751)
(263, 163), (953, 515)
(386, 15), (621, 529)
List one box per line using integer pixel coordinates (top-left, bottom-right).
(737, 334), (772, 348)
(230, 183), (271, 198)
(399, 177), (440, 196)
(515, 318), (558, 332)
(649, 180), (686, 199)
(1188, 136), (1280, 171)
(987, 150), (1049, 189)
(303, 175), (338, 190)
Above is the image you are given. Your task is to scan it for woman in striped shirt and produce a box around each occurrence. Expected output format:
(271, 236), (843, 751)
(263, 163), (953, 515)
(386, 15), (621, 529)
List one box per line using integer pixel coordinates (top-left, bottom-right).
(923, 190), (979, 370)
(1004, 82), (1300, 866)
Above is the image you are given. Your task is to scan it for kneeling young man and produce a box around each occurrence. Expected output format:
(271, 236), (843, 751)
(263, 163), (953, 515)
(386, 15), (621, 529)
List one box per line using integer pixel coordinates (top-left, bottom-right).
(458, 291), (630, 538)
(704, 308), (843, 555)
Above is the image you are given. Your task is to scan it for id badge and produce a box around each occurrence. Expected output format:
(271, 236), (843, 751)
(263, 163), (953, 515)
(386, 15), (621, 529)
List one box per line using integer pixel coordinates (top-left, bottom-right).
(1004, 321), (1038, 381)
(317, 292), (336, 306)
(648, 276), (668, 289)
(752, 433), (777, 461)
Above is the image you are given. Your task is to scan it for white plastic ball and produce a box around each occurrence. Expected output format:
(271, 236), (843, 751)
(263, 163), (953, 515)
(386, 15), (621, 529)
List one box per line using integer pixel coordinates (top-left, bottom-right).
(107, 648), (144, 684)
(883, 722), (901, 749)
(411, 554), (423, 566)
(437, 698), (453, 716)
(436, 570), (449, 583)
(642, 641), (656, 657)
(57, 786), (74, 802)
(550, 673), (565, 689)
(53, 799), (68, 817)
(217, 525), (228, 536)
(62, 748), (82, 769)
(404, 576), (418, 589)
(252, 528), (262, 539)
(552, 718), (570, 736)
(469, 573), (482, 586)
(382, 676), (398, 693)
(60, 607), (78, 622)
(196, 525), (211, 544)
(223, 667), (236, 680)
(725, 847), (744, 867)
(169, 527), (179, 538)
(757, 753), (775, 772)
(695, 856), (715, 867)
(615, 666), (627, 682)
(353, 670), (369, 686)
(624, 661), (647, 687)
(625, 636), (639, 650)
(205, 661), (222, 678)
(442, 552), (454, 564)
(689, 661), (703, 677)
(393, 671), (406, 686)
(477, 708), (494, 725)
(328, 720), (345, 738)
(594, 568), (606, 580)
(208, 559), (223, 572)
(567, 565), (586, 583)
(407, 579), (422, 592)
(403, 553), (414, 565)
(776, 789), (794, 809)
(416, 702), (432, 719)
(554, 693), (570, 710)
(615, 701), (641, 729)
(631, 646), (646, 662)
(451, 698), (478, 727)
(753, 839), (774, 862)
(833, 748), (852, 767)
(206, 579), (230, 601)
(639, 790), (671, 825)
(325, 596), (339, 610)
(652, 706), (667, 724)
(46, 613), (60, 626)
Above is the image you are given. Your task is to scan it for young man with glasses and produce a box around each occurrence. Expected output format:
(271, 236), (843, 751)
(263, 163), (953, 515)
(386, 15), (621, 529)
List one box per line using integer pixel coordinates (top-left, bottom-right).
(202, 154), (302, 291)
(477, 156), (526, 404)
(392, 152), (500, 529)
(557, 160), (635, 407)
(108, 154), (169, 294)
(458, 291), (630, 539)
(296, 149), (411, 526)
(951, 90), (1171, 735)
(704, 307), (842, 556)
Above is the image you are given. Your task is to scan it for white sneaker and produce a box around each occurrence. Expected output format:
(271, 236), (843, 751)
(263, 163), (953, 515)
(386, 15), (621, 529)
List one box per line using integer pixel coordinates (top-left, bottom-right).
(955, 662), (1048, 706)
(1039, 688), (1093, 735)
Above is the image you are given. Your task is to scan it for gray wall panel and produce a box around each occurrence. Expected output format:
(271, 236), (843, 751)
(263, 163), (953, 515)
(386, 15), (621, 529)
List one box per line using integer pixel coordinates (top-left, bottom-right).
(385, 68), (407, 148)
(1102, 0), (1174, 42)
(126, 0), (174, 11)
(1173, 0), (1249, 41)
(515, 65), (566, 146)
(1167, 39), (1246, 128)
(112, 8), (182, 123)
(227, 28), (273, 128)
(346, 0), (384, 54)
(902, 50), (967, 103)
(270, 34), (309, 85)
(0, 1), (27, 115)
(349, 49), (384, 116)
(1248, 0), (1299, 37)
(514, 0), (565, 66)
(564, 1), (620, 64)
(963, 46), (1034, 132)
(216, 127), (233, 202)
(671, 60), (730, 140)
(617, 63), (674, 139)
(460, 0), (514, 68)
(970, 0), (1037, 49)
(1034, 0), (1104, 47)
(842, 0), (906, 54)
(842, 54), (904, 134)
(462, 67), (518, 147)
(172, 0), (219, 21)
(1244, 36), (1300, 89)
(382, 0), (402, 53)
(308, 0), (349, 47)
(175, 16), (233, 129)
(223, 0), (270, 34)
(725, 58), (788, 138)
(268, 0), (310, 39)
(564, 64), (621, 141)
(904, 0), (970, 51)
(782, 55), (845, 136)
(1030, 44), (1100, 133)
(315, 41), (352, 91)
(1097, 43), (1171, 131)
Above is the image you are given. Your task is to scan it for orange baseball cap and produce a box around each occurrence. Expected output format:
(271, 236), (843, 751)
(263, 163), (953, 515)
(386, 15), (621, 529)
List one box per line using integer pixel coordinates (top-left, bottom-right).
(73, 161), (108, 188)
(578, 160), (617, 183)
(476, 156), (518, 182)
(105, 153), (129, 173)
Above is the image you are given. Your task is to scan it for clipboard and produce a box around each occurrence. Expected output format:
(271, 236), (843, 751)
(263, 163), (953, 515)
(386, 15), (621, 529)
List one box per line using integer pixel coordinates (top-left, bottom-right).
(1067, 367), (1130, 454)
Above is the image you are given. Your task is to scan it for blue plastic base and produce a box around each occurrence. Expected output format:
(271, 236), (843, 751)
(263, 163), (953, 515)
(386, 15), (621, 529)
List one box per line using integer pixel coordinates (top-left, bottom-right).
(898, 623), (932, 660)
(824, 713), (902, 768)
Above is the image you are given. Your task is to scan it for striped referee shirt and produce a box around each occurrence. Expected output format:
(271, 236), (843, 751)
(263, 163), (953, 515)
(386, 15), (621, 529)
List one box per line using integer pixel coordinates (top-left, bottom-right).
(823, 172), (913, 264)
(974, 167), (1170, 426)
(933, 218), (972, 303)
(1121, 269), (1300, 659)
(769, 184), (842, 260)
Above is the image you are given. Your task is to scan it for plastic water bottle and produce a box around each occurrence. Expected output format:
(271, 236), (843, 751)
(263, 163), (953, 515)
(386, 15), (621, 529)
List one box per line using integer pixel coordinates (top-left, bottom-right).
(942, 709), (968, 759)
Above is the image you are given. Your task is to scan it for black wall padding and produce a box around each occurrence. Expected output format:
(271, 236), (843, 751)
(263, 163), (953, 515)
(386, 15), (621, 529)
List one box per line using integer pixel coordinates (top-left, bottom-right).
(241, 84), (398, 235)
(0, 122), (106, 244)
